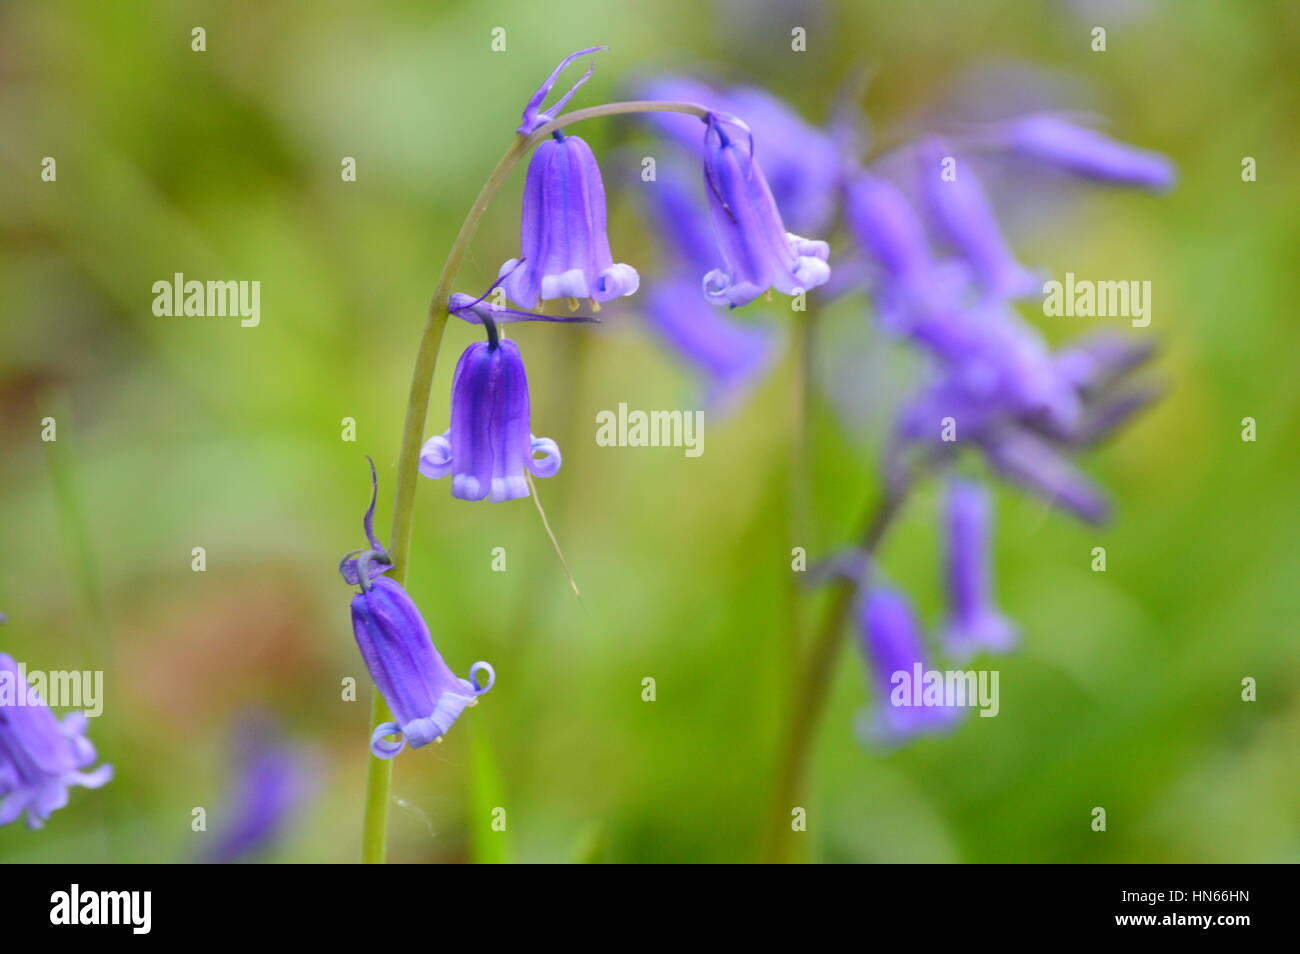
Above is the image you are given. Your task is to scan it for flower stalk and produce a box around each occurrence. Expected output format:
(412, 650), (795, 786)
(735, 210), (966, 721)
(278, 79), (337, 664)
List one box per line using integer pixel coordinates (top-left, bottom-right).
(764, 475), (915, 864)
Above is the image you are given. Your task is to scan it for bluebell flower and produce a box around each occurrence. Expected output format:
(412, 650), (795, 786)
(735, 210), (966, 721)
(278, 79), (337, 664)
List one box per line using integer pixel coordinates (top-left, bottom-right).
(0, 652), (112, 829)
(637, 77), (843, 234)
(1054, 332), (1157, 396)
(204, 714), (312, 864)
(517, 46), (607, 135)
(847, 164), (1154, 526)
(843, 170), (934, 289)
(941, 479), (1017, 659)
(856, 587), (963, 746)
(915, 137), (1040, 300)
(981, 428), (1112, 523)
(421, 334), (561, 503)
(643, 160), (721, 274)
(638, 164), (777, 411)
(498, 131), (639, 309)
(902, 294), (1084, 437)
(892, 378), (1108, 525)
(342, 462), (494, 758)
(999, 114), (1176, 190)
(701, 113), (831, 307)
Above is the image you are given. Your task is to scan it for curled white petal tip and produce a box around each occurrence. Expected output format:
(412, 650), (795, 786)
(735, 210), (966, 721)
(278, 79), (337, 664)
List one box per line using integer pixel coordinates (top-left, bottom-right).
(787, 232), (830, 261)
(370, 722), (406, 760)
(419, 431), (454, 480)
(469, 661), (496, 695)
(594, 263), (640, 301)
(528, 435), (562, 478)
(792, 255), (831, 291)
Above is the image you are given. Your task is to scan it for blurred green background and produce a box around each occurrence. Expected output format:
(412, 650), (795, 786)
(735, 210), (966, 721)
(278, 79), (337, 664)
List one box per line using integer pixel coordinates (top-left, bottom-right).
(1, 0), (1297, 863)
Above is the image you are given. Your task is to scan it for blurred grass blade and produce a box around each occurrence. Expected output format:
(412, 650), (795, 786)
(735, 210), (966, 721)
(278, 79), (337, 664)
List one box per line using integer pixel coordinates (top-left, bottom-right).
(468, 724), (512, 864)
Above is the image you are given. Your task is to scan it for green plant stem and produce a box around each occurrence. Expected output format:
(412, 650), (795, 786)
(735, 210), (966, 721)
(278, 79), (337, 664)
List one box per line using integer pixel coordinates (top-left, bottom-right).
(764, 476), (914, 863)
(42, 393), (124, 862)
(360, 99), (711, 864)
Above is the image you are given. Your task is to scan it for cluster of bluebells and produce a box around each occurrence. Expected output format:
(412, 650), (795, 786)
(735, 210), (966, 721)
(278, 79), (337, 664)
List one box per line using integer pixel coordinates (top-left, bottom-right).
(420, 49), (839, 502)
(633, 70), (1172, 746)
(0, 649), (112, 829)
(346, 49), (1172, 760)
(842, 115), (1169, 743)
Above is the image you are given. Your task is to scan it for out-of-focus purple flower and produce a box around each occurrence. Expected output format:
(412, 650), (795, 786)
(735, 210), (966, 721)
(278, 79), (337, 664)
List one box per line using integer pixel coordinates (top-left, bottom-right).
(915, 138), (1040, 300)
(644, 275), (778, 413)
(1050, 333), (1160, 447)
(499, 132), (639, 309)
(639, 165), (775, 412)
(701, 113), (831, 307)
(341, 465), (494, 758)
(517, 47), (607, 135)
(857, 587), (963, 746)
(421, 338), (561, 503)
(638, 78), (843, 234)
(983, 429), (1111, 523)
(1070, 384), (1161, 448)
(884, 298), (1154, 524)
(942, 480), (1017, 659)
(1000, 114), (1176, 190)
(0, 653), (112, 829)
(644, 162), (720, 273)
(204, 715), (312, 864)
(843, 170), (934, 288)
(904, 298), (1083, 439)
(1054, 332), (1156, 395)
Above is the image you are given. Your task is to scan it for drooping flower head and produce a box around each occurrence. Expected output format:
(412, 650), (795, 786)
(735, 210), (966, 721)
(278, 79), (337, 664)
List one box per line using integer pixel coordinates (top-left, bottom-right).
(843, 169), (935, 289)
(342, 462), (494, 758)
(915, 137), (1040, 300)
(498, 131), (639, 309)
(423, 273), (589, 503)
(638, 76), (843, 234)
(639, 164), (778, 412)
(421, 338), (560, 503)
(700, 112), (831, 307)
(998, 114), (1176, 191)
(941, 479), (1017, 659)
(856, 586), (963, 746)
(203, 713), (312, 864)
(0, 652), (112, 829)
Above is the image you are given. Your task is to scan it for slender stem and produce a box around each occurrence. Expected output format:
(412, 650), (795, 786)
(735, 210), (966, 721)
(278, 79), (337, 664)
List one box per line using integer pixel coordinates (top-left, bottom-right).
(782, 305), (819, 732)
(764, 476), (915, 863)
(42, 392), (124, 862)
(359, 99), (712, 864)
